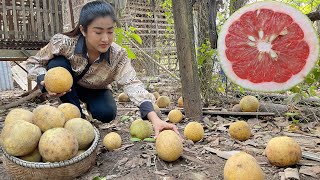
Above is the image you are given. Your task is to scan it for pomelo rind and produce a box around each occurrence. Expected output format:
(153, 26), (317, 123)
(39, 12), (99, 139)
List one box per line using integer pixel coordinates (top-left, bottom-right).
(217, 1), (319, 92)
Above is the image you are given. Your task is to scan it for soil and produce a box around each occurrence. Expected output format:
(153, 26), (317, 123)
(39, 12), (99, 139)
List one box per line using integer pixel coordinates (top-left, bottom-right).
(1, 78), (320, 180)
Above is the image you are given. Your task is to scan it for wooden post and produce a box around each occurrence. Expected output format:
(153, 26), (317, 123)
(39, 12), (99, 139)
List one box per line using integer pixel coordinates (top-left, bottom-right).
(172, 0), (202, 121)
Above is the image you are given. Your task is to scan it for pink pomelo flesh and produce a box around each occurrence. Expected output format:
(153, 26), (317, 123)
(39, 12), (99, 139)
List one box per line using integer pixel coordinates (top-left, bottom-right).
(218, 2), (319, 92)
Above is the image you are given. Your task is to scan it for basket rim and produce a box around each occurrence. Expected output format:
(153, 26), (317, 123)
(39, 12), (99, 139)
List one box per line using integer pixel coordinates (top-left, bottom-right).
(2, 126), (100, 169)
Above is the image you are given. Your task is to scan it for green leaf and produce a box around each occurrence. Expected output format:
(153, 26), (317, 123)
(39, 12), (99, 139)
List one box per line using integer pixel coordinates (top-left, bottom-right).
(130, 137), (141, 142)
(120, 115), (131, 122)
(123, 46), (137, 59)
(92, 177), (106, 180)
(143, 138), (156, 142)
(131, 33), (142, 44)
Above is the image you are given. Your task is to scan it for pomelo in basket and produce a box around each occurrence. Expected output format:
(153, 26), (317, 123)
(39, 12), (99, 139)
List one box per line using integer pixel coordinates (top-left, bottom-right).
(5, 108), (34, 125)
(217, 1), (319, 92)
(38, 128), (78, 162)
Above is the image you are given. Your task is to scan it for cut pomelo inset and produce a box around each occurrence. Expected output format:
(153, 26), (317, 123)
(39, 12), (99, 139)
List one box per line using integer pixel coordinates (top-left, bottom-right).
(218, 1), (319, 92)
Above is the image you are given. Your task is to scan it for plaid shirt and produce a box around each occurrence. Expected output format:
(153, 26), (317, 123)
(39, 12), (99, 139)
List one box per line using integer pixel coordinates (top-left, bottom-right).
(26, 33), (155, 118)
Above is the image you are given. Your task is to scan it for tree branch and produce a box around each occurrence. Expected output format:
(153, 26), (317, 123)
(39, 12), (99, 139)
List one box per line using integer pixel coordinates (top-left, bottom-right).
(307, 11), (320, 21)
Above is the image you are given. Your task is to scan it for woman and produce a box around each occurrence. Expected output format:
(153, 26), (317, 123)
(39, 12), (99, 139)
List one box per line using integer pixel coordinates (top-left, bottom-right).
(26, 0), (179, 137)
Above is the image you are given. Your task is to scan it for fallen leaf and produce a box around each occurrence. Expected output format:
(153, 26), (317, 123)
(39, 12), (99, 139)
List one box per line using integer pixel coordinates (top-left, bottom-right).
(299, 166), (320, 178)
(284, 168), (300, 180)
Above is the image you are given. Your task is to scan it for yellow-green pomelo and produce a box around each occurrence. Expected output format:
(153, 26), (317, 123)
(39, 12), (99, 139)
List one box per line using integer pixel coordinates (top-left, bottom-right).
(118, 93), (130, 102)
(44, 67), (73, 93)
(156, 96), (170, 108)
(156, 130), (183, 162)
(153, 92), (160, 100)
(239, 95), (260, 112)
(58, 103), (81, 121)
(39, 128), (78, 162)
(19, 148), (42, 162)
(265, 136), (301, 167)
(224, 152), (264, 180)
(1, 120), (41, 156)
(229, 121), (251, 141)
(5, 108), (34, 125)
(130, 119), (152, 139)
(168, 109), (183, 123)
(33, 105), (66, 132)
(184, 122), (204, 142)
(103, 132), (122, 150)
(64, 118), (95, 150)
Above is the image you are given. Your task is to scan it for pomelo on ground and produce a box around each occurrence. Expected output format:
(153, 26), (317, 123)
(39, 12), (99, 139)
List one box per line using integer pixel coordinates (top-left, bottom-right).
(153, 92), (160, 100)
(224, 152), (264, 180)
(103, 132), (122, 150)
(156, 96), (170, 108)
(153, 104), (161, 115)
(184, 122), (204, 142)
(44, 67), (73, 93)
(177, 96), (183, 108)
(1, 120), (41, 156)
(265, 136), (301, 167)
(239, 95), (259, 112)
(58, 103), (81, 121)
(156, 130), (183, 162)
(217, 1), (319, 92)
(130, 119), (153, 139)
(64, 118), (95, 150)
(33, 105), (66, 132)
(118, 93), (130, 102)
(5, 108), (34, 125)
(168, 109), (183, 123)
(229, 120), (252, 141)
(39, 128), (78, 162)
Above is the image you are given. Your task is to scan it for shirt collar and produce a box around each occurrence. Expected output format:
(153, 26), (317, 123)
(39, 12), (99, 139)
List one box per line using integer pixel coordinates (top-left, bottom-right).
(74, 35), (111, 64)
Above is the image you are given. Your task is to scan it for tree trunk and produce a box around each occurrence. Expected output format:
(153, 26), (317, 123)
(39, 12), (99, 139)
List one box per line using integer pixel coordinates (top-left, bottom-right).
(172, 0), (202, 121)
(229, 0), (249, 14)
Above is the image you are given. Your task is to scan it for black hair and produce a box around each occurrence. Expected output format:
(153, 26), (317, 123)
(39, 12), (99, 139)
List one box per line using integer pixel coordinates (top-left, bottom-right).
(63, 0), (118, 37)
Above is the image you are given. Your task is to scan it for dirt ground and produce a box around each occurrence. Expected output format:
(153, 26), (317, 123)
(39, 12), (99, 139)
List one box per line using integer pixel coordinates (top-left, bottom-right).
(1, 78), (320, 180)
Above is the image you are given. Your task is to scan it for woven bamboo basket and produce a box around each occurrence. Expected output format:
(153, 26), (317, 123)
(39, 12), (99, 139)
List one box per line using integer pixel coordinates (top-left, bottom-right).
(1, 126), (100, 180)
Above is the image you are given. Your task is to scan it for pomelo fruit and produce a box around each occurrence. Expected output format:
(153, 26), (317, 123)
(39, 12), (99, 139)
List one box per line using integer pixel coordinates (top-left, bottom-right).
(39, 128), (78, 162)
(44, 67), (73, 93)
(153, 92), (160, 100)
(218, 1), (319, 92)
(5, 108), (34, 125)
(184, 122), (204, 142)
(231, 104), (241, 112)
(118, 93), (130, 102)
(64, 118), (95, 150)
(177, 96), (183, 108)
(224, 152), (264, 180)
(168, 109), (183, 123)
(76, 150), (86, 156)
(1, 120), (41, 156)
(156, 130), (183, 162)
(239, 95), (259, 112)
(58, 103), (81, 121)
(229, 121), (252, 141)
(33, 105), (66, 132)
(19, 148), (42, 162)
(103, 132), (122, 150)
(265, 136), (301, 167)
(153, 104), (161, 115)
(130, 119), (152, 139)
(156, 96), (170, 108)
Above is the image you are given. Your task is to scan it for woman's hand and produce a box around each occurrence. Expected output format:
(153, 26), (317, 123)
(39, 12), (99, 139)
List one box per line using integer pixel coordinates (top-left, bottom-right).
(147, 111), (180, 138)
(40, 81), (71, 98)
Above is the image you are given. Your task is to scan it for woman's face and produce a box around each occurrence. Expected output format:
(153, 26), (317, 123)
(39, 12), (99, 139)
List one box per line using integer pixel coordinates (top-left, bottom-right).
(82, 16), (115, 54)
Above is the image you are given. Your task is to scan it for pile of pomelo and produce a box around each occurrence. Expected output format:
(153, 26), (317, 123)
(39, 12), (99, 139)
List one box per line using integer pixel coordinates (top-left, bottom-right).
(0, 103), (95, 163)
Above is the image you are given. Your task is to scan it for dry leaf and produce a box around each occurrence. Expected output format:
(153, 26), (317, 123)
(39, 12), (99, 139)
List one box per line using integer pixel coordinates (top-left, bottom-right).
(284, 168), (300, 180)
(299, 166), (320, 178)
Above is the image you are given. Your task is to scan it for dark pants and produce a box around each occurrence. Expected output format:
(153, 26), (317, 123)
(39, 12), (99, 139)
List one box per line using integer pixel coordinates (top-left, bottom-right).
(47, 56), (117, 123)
